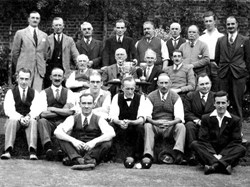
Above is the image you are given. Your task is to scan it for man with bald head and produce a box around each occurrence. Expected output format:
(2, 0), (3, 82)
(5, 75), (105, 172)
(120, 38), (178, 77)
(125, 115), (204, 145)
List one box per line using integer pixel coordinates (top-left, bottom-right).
(166, 23), (186, 66)
(179, 25), (210, 76)
(76, 22), (103, 69)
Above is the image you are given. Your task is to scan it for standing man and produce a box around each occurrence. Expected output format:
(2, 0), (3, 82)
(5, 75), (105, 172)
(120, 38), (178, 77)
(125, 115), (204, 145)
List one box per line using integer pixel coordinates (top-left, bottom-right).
(45, 17), (79, 88)
(37, 67), (75, 160)
(215, 16), (250, 120)
(199, 11), (224, 91)
(76, 22), (103, 69)
(179, 25), (210, 76)
(102, 19), (137, 66)
(54, 93), (115, 170)
(136, 21), (169, 70)
(1, 68), (40, 160)
(184, 73), (215, 165)
(191, 91), (246, 175)
(12, 11), (49, 92)
(166, 23), (186, 66)
(142, 73), (186, 168)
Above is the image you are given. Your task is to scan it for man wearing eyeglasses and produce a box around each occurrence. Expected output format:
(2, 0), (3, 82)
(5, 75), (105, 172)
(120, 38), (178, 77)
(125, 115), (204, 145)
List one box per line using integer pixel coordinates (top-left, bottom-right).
(76, 22), (103, 69)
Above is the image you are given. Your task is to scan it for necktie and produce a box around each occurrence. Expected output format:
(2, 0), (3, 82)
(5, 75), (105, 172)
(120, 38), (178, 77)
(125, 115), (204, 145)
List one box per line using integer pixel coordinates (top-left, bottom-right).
(229, 35), (234, 44)
(33, 29), (38, 46)
(146, 67), (150, 80)
(125, 98), (133, 101)
(55, 89), (60, 101)
(162, 94), (166, 102)
(174, 64), (179, 70)
(118, 36), (122, 43)
(22, 89), (26, 102)
(173, 39), (178, 48)
(83, 117), (88, 128)
(86, 38), (90, 45)
(201, 94), (206, 108)
(190, 41), (194, 48)
(57, 34), (60, 43)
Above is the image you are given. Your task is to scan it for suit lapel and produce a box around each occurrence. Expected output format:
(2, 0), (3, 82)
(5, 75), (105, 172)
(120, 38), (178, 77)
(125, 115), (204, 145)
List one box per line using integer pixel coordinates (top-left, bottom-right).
(210, 116), (220, 137)
(37, 29), (44, 46)
(25, 28), (36, 46)
(220, 116), (231, 135)
(222, 35), (231, 57)
(204, 92), (214, 112)
(111, 65), (118, 79)
(80, 38), (89, 52)
(62, 34), (67, 51)
(231, 34), (244, 57)
(89, 39), (96, 51)
(194, 91), (203, 111)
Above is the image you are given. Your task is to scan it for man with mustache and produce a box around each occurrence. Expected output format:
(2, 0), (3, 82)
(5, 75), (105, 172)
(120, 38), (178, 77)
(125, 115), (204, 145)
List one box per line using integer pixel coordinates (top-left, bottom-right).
(45, 17), (79, 88)
(215, 16), (250, 121)
(135, 21), (169, 70)
(37, 67), (75, 160)
(11, 11), (49, 92)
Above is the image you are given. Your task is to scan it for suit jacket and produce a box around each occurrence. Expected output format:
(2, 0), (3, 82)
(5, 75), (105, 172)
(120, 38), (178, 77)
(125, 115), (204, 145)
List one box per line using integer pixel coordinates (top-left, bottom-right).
(102, 36), (137, 66)
(184, 91), (215, 122)
(12, 27), (49, 77)
(76, 38), (103, 69)
(199, 112), (242, 153)
(215, 34), (250, 79)
(47, 33), (79, 78)
(166, 37), (186, 66)
(143, 65), (161, 94)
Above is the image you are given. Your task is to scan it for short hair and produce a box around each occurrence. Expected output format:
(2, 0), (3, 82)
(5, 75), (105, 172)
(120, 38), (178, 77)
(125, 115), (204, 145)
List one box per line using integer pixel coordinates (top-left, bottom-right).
(52, 17), (64, 24)
(170, 22), (181, 29)
(172, 49), (183, 56)
(214, 90), (229, 100)
(80, 22), (93, 31)
(17, 68), (32, 77)
(29, 11), (40, 16)
(196, 73), (211, 83)
(143, 21), (155, 29)
(188, 25), (200, 34)
(115, 48), (127, 55)
(121, 76), (136, 86)
(116, 19), (126, 27)
(77, 54), (89, 62)
(79, 93), (94, 102)
(145, 48), (156, 57)
(203, 11), (216, 20)
(89, 70), (102, 80)
(227, 16), (238, 23)
(157, 72), (170, 80)
(51, 67), (65, 75)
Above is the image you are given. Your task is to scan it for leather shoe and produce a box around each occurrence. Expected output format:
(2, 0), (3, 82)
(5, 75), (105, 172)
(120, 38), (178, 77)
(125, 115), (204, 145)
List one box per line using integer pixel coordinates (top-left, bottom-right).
(46, 149), (54, 161)
(225, 165), (232, 175)
(204, 165), (215, 175)
(189, 155), (198, 166)
(1, 152), (11, 159)
(30, 154), (38, 160)
(57, 150), (64, 161)
(174, 151), (184, 165)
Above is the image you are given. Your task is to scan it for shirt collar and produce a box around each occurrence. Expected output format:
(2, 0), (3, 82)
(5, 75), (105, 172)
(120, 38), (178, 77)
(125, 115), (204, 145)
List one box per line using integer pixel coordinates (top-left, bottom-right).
(116, 35), (124, 41)
(159, 90), (169, 100)
(84, 37), (92, 43)
(228, 31), (238, 40)
(28, 25), (38, 34)
(81, 112), (93, 124)
(18, 86), (28, 93)
(173, 63), (183, 70)
(51, 85), (62, 92)
(210, 109), (232, 118)
(124, 94), (134, 100)
(54, 33), (63, 40)
(172, 36), (180, 40)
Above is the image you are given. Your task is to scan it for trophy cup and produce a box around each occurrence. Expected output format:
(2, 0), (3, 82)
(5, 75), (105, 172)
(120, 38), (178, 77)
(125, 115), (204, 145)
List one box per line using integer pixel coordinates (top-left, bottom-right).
(139, 62), (147, 81)
(121, 61), (136, 79)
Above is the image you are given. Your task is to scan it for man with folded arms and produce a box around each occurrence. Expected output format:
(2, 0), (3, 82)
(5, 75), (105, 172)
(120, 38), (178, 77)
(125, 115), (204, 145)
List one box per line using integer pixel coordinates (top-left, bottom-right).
(54, 93), (115, 170)
(1, 68), (40, 160)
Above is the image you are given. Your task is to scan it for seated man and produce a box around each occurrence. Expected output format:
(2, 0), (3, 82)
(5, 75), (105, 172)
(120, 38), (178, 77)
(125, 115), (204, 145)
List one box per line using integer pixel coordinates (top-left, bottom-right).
(109, 76), (150, 166)
(1, 68), (40, 160)
(65, 54), (92, 92)
(38, 67), (75, 160)
(165, 49), (195, 97)
(191, 91), (246, 175)
(184, 73), (215, 165)
(54, 93), (115, 170)
(142, 73), (186, 168)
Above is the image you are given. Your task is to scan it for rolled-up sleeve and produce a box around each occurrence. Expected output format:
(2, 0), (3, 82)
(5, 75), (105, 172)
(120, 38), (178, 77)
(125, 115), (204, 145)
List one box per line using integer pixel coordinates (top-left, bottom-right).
(174, 97), (185, 123)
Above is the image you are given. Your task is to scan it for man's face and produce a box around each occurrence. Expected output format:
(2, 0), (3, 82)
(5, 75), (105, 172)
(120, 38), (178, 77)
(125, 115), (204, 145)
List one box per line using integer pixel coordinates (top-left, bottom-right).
(226, 17), (238, 34)
(214, 96), (229, 116)
(89, 75), (102, 94)
(172, 51), (183, 66)
(157, 75), (171, 94)
(82, 24), (93, 38)
(50, 69), (64, 87)
(143, 23), (154, 39)
(77, 56), (88, 70)
(122, 80), (136, 98)
(17, 71), (31, 89)
(52, 19), (64, 34)
(80, 95), (94, 116)
(197, 76), (211, 94)
(188, 26), (199, 41)
(204, 16), (216, 32)
(28, 13), (40, 28)
(144, 51), (156, 66)
(115, 49), (127, 65)
(170, 23), (181, 38)
(115, 22), (126, 36)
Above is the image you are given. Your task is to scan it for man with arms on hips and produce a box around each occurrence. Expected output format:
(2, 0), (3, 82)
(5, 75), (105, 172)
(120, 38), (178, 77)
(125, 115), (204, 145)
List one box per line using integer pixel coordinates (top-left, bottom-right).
(191, 91), (246, 175)
(54, 93), (115, 170)
(37, 67), (75, 160)
(1, 68), (40, 160)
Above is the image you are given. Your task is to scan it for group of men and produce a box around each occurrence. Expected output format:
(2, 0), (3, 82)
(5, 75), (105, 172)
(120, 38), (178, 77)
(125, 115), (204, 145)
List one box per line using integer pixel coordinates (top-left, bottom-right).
(1, 10), (249, 175)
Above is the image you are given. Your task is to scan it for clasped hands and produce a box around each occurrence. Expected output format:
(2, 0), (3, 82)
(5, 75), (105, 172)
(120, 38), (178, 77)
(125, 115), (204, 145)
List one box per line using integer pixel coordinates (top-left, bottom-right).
(154, 119), (173, 128)
(20, 115), (31, 127)
(72, 139), (95, 152)
(118, 119), (132, 130)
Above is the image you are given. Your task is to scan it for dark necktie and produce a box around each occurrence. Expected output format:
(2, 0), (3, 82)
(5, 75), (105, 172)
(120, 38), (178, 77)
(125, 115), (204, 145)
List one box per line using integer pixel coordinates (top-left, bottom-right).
(125, 98), (133, 101)
(55, 89), (60, 101)
(22, 89), (26, 102)
(201, 94), (206, 108)
(173, 39), (178, 48)
(118, 36), (122, 44)
(57, 34), (60, 43)
(86, 38), (90, 45)
(83, 117), (88, 128)
(33, 29), (38, 46)
(190, 41), (194, 48)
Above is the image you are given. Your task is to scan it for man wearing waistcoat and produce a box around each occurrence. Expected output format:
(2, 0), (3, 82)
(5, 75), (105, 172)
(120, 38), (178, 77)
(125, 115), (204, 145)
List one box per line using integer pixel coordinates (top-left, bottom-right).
(45, 17), (79, 88)
(54, 93), (115, 170)
(37, 67), (75, 160)
(135, 21), (169, 70)
(1, 68), (40, 160)
(142, 72), (186, 168)
(215, 16), (250, 121)
(109, 76), (150, 164)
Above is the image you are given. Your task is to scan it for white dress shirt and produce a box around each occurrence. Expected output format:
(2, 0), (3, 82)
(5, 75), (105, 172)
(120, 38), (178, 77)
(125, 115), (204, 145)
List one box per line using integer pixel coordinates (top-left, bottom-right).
(210, 110), (232, 128)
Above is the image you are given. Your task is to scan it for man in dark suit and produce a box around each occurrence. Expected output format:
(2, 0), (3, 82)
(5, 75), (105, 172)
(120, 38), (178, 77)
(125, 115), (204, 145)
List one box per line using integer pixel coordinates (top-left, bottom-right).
(102, 19), (137, 67)
(184, 73), (215, 165)
(76, 22), (103, 69)
(166, 23), (186, 66)
(215, 16), (250, 120)
(191, 91), (246, 175)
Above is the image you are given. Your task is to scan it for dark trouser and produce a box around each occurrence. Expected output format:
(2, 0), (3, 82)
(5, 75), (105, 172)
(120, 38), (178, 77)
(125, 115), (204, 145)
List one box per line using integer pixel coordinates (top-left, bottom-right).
(219, 73), (246, 120)
(58, 140), (112, 164)
(209, 61), (219, 92)
(191, 141), (246, 167)
(185, 121), (199, 149)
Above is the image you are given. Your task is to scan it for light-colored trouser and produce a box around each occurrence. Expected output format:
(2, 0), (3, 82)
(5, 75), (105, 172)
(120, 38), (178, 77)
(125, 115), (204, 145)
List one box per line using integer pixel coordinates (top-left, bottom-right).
(31, 65), (43, 92)
(4, 119), (37, 152)
(144, 122), (186, 158)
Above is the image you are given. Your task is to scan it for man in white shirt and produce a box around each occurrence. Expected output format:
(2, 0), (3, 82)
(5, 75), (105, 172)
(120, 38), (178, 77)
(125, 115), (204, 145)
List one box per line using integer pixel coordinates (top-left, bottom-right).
(54, 93), (115, 170)
(1, 68), (40, 160)
(37, 67), (75, 160)
(199, 11), (224, 91)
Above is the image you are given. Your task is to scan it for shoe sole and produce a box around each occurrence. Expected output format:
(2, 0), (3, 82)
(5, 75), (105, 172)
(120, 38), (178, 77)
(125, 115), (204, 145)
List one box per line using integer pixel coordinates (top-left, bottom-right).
(71, 164), (95, 170)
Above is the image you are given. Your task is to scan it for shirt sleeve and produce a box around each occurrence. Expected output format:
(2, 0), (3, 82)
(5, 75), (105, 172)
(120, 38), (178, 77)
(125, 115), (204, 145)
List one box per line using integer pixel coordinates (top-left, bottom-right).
(137, 95), (153, 120)
(92, 92), (111, 119)
(65, 71), (84, 88)
(56, 115), (75, 134)
(161, 39), (169, 61)
(29, 90), (42, 119)
(98, 117), (115, 137)
(3, 89), (22, 120)
(174, 97), (185, 123)
(39, 90), (48, 112)
(109, 94), (120, 120)
(66, 89), (77, 107)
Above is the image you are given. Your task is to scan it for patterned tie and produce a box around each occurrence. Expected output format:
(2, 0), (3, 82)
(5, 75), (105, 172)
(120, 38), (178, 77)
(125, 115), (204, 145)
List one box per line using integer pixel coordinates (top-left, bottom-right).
(55, 89), (60, 101)
(229, 35), (234, 44)
(86, 38), (90, 45)
(22, 89), (26, 102)
(146, 67), (150, 80)
(33, 29), (38, 47)
(162, 94), (166, 102)
(83, 117), (88, 128)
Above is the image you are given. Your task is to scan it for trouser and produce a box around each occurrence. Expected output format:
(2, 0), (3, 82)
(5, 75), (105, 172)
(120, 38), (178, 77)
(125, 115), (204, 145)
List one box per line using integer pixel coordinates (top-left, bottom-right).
(191, 140), (246, 167)
(144, 122), (186, 158)
(58, 140), (112, 164)
(185, 121), (199, 149)
(4, 119), (37, 152)
(209, 61), (219, 92)
(31, 65), (43, 92)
